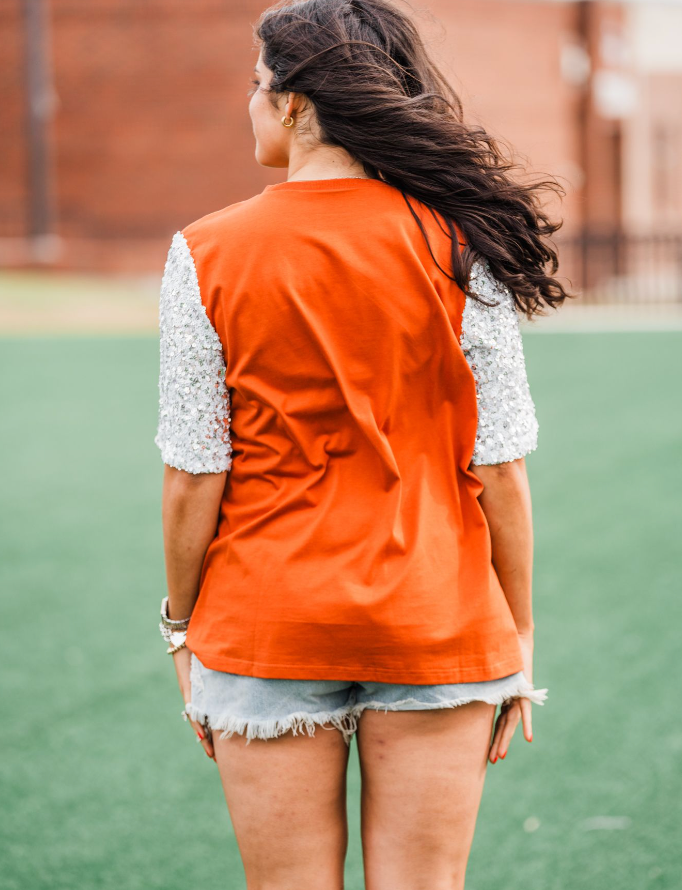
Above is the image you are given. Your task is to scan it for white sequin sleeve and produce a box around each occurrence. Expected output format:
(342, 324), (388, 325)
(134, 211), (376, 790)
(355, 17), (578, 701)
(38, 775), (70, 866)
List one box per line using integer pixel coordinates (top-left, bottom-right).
(460, 259), (539, 465)
(154, 231), (233, 474)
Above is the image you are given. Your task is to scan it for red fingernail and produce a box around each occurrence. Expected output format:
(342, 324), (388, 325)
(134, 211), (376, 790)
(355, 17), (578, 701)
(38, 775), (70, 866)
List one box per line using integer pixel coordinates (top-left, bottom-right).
(196, 731), (204, 741)
(500, 751), (506, 759)
(491, 755), (498, 763)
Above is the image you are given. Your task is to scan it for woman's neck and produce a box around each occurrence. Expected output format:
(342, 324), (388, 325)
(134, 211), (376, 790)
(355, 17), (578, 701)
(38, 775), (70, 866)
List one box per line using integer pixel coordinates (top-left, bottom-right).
(285, 146), (369, 182)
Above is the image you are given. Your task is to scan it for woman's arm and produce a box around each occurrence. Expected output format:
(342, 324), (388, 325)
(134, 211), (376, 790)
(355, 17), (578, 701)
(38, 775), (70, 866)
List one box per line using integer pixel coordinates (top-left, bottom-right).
(161, 466), (227, 620)
(154, 232), (233, 760)
(460, 259), (542, 761)
(471, 457), (537, 761)
(469, 457), (534, 637)
(161, 465), (226, 762)
(460, 257), (539, 637)
(155, 231), (233, 621)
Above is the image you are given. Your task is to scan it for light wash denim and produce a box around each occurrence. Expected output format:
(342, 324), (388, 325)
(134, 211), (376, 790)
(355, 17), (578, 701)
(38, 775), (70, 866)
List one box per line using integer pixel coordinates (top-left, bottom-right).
(187, 653), (548, 747)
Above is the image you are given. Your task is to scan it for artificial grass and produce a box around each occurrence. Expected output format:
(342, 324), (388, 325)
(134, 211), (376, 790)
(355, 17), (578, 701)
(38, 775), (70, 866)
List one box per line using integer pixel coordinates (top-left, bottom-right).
(0, 332), (680, 889)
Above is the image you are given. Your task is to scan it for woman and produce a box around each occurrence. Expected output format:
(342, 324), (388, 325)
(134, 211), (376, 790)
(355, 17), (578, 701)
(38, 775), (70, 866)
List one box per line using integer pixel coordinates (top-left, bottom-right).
(155, 1), (569, 887)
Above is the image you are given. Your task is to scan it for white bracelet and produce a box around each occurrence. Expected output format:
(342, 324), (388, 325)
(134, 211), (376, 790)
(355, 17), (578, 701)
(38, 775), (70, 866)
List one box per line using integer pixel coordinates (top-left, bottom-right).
(160, 595), (191, 629)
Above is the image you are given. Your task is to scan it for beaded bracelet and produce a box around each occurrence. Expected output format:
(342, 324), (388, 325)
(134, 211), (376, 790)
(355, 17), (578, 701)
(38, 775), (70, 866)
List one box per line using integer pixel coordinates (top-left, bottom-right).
(160, 596), (191, 629)
(159, 596), (191, 654)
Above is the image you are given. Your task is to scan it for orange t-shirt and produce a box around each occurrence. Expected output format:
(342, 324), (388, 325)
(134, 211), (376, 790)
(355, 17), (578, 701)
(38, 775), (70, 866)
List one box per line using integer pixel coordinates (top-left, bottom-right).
(182, 177), (524, 684)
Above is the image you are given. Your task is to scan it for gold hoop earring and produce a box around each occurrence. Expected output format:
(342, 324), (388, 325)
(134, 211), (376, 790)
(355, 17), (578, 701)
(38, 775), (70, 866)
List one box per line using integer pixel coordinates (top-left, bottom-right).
(281, 114), (295, 128)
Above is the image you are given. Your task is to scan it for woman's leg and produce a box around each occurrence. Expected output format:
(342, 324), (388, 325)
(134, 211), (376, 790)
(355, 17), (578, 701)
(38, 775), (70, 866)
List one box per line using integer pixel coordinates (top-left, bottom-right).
(213, 725), (351, 890)
(356, 701), (496, 890)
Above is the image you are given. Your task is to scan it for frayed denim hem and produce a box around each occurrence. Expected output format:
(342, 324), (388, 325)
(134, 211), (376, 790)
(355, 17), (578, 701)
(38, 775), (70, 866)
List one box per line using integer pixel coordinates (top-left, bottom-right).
(349, 675), (548, 718)
(184, 702), (358, 747)
(185, 658), (547, 746)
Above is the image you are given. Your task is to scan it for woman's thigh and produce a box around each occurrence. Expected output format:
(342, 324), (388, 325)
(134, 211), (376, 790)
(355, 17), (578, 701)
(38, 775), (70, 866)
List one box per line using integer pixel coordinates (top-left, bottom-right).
(355, 701), (496, 890)
(213, 725), (351, 890)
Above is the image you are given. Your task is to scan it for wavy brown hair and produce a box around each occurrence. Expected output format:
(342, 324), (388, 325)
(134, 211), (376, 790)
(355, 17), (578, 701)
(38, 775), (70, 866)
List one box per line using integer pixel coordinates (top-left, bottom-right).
(256, 0), (573, 317)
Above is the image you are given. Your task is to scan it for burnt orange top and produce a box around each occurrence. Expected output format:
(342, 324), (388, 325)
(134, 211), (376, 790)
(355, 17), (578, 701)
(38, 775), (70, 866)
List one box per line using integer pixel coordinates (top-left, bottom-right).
(183, 177), (524, 684)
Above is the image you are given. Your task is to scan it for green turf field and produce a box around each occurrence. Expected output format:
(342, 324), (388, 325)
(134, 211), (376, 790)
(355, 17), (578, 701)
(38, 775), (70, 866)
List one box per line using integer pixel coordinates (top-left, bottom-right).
(1, 332), (680, 890)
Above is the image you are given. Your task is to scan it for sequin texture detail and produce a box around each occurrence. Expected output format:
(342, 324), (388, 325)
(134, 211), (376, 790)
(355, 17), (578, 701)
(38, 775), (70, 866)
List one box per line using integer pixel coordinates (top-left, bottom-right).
(154, 231), (233, 474)
(460, 259), (539, 465)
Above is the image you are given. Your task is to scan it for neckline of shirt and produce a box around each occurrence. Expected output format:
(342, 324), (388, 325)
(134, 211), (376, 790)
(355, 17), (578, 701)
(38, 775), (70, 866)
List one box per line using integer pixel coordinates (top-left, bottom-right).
(263, 177), (390, 193)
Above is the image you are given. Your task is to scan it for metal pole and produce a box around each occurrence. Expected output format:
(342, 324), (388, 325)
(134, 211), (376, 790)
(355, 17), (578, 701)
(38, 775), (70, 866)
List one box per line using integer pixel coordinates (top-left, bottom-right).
(576, 0), (591, 297)
(22, 0), (58, 261)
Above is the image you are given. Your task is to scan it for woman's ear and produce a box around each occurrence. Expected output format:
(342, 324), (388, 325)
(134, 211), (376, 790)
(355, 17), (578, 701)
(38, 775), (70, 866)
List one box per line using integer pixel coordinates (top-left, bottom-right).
(285, 92), (296, 118)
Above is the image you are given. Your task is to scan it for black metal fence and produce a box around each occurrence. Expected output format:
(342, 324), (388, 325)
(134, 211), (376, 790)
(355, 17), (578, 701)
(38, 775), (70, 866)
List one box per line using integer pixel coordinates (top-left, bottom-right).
(556, 232), (682, 305)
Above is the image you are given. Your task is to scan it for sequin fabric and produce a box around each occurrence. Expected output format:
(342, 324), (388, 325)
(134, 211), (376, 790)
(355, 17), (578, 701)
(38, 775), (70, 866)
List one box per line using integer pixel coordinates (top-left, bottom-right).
(460, 259), (539, 465)
(154, 232), (233, 474)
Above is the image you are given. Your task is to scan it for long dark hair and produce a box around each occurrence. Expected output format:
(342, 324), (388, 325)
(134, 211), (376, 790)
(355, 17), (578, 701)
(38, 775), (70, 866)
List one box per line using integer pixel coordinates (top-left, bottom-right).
(256, 0), (573, 317)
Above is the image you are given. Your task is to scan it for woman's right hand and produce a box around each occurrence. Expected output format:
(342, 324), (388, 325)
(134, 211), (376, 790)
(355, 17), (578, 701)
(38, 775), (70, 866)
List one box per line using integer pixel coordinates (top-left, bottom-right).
(172, 646), (216, 761)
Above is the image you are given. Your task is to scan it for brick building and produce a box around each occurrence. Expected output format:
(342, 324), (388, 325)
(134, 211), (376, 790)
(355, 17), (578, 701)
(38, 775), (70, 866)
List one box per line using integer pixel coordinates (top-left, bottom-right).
(2, 0), (681, 284)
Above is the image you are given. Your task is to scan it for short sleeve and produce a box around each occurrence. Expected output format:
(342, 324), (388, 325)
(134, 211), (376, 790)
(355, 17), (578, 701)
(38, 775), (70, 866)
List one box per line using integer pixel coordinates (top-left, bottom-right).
(460, 259), (539, 466)
(153, 231), (233, 474)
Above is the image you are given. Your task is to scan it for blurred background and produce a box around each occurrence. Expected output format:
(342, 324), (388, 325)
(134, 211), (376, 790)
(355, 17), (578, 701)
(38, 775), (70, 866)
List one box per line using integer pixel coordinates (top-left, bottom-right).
(1, 1), (680, 889)
(3, 0), (682, 316)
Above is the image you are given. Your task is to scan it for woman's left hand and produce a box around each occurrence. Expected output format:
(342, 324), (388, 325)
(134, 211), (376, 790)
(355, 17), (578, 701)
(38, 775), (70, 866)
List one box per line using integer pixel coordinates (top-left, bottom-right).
(488, 631), (534, 763)
(172, 646), (216, 761)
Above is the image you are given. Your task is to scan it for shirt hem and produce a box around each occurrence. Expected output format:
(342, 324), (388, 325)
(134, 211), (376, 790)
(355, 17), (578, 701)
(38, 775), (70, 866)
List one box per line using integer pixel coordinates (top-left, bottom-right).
(188, 650), (526, 685)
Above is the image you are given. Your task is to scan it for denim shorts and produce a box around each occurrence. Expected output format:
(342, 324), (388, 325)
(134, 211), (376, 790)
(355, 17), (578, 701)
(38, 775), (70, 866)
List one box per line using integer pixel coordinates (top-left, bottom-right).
(186, 653), (548, 746)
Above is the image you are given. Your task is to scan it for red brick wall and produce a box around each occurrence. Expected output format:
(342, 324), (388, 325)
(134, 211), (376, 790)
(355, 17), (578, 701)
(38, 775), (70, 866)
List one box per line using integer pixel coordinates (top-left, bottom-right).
(425, 0), (586, 233)
(0, 0), (29, 238)
(51, 0), (279, 243)
(1, 0), (626, 271)
(1, 0), (285, 269)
